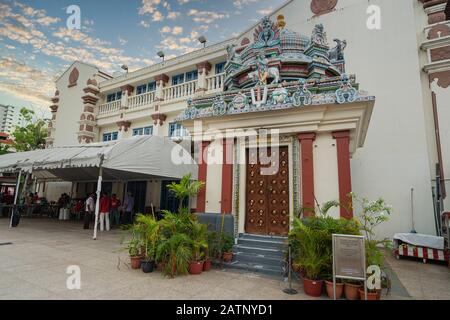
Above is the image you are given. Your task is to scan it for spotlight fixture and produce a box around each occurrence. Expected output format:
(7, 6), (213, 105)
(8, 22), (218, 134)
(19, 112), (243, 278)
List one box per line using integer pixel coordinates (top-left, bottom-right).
(121, 64), (129, 73)
(157, 51), (165, 62)
(198, 36), (207, 48)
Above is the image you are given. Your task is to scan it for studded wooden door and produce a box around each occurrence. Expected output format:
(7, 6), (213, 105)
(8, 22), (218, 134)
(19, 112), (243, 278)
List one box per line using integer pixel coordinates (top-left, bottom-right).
(245, 146), (290, 236)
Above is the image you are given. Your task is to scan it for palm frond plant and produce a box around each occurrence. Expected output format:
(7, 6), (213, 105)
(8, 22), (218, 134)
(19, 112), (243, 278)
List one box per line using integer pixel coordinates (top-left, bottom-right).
(167, 173), (205, 213)
(156, 232), (192, 277)
(135, 214), (160, 263)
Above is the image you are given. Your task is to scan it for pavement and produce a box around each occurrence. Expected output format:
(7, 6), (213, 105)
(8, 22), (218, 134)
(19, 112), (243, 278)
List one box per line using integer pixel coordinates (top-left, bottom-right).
(0, 218), (449, 300)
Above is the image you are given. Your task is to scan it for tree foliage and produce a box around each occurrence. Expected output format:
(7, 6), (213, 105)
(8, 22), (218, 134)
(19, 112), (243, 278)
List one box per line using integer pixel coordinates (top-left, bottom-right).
(12, 108), (48, 152)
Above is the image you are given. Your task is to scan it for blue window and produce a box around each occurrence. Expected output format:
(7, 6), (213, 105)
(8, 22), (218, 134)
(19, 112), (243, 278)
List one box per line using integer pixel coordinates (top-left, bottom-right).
(133, 126), (153, 136)
(106, 91), (122, 102)
(148, 82), (157, 92)
(172, 74), (185, 86)
(186, 70), (198, 82)
(103, 132), (118, 142)
(136, 85), (147, 95)
(169, 123), (188, 138)
(215, 62), (226, 74)
(144, 126), (153, 135)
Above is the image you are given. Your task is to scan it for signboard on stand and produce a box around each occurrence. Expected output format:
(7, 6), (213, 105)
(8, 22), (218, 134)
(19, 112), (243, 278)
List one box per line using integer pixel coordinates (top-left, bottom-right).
(332, 234), (367, 300)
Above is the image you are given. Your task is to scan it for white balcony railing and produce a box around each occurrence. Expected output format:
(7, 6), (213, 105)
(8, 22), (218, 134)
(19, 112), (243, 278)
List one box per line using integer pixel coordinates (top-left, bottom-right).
(163, 80), (197, 101)
(97, 74), (226, 117)
(206, 73), (225, 92)
(98, 100), (120, 116)
(128, 91), (156, 110)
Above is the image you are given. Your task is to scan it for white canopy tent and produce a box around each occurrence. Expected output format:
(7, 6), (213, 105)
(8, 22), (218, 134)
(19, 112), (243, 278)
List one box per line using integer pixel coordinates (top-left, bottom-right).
(0, 136), (198, 239)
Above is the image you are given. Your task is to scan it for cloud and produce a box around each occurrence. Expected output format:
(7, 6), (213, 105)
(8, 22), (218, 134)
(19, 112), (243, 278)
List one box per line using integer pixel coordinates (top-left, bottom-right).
(187, 9), (230, 24)
(118, 36), (128, 46)
(172, 26), (183, 35)
(233, 0), (258, 10)
(257, 8), (274, 16)
(167, 11), (180, 20)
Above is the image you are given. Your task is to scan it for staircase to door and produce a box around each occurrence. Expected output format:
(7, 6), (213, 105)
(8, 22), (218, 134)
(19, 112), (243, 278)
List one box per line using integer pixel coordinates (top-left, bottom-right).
(223, 233), (287, 277)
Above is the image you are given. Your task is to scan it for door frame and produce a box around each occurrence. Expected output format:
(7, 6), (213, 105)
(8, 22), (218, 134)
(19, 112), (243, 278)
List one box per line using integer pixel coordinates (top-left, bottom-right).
(237, 137), (294, 236)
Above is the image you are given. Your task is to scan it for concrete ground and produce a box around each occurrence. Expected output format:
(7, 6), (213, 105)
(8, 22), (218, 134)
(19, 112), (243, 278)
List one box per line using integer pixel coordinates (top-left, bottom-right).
(0, 218), (448, 300)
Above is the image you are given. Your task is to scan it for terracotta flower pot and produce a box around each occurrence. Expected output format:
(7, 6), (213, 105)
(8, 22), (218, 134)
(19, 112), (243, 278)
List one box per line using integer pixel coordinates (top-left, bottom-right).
(325, 280), (344, 299)
(130, 256), (141, 270)
(302, 278), (324, 297)
(203, 259), (212, 271)
(156, 262), (164, 272)
(189, 261), (204, 275)
(358, 289), (381, 300)
(344, 283), (363, 300)
(222, 251), (233, 263)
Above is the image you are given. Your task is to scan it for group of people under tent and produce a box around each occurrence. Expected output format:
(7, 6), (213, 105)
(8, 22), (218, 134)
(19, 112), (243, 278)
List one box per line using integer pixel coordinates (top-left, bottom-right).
(83, 191), (135, 231)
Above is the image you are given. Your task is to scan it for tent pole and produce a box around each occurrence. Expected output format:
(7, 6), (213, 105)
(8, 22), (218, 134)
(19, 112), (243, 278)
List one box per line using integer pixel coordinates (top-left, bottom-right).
(93, 156), (104, 240)
(9, 170), (22, 229)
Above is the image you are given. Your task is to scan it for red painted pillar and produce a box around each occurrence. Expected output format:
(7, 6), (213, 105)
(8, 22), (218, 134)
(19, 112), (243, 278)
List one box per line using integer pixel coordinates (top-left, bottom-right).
(196, 141), (210, 213)
(332, 131), (353, 219)
(221, 138), (234, 214)
(298, 133), (316, 217)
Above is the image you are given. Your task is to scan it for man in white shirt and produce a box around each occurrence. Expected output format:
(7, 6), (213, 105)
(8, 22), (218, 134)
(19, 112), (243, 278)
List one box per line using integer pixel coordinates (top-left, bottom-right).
(83, 193), (95, 230)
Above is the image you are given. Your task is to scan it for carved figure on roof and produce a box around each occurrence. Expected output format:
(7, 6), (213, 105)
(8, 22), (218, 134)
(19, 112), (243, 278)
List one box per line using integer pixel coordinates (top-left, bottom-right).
(212, 95), (228, 116)
(292, 79), (312, 106)
(311, 23), (328, 47)
(248, 52), (280, 85)
(329, 39), (347, 61)
(253, 17), (281, 49)
(336, 73), (358, 104)
(271, 84), (289, 104)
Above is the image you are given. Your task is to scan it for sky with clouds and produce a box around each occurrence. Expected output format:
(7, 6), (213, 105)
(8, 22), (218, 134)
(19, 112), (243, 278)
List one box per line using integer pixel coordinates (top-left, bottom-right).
(0, 0), (285, 114)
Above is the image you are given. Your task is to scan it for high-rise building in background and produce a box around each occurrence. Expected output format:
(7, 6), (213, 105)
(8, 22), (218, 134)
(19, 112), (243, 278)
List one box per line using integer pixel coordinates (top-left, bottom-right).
(0, 104), (23, 134)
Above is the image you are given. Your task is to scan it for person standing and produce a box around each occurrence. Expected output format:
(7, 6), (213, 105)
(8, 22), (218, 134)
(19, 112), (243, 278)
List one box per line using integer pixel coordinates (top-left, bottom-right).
(84, 193), (95, 230)
(99, 192), (111, 232)
(110, 194), (121, 227)
(122, 191), (134, 225)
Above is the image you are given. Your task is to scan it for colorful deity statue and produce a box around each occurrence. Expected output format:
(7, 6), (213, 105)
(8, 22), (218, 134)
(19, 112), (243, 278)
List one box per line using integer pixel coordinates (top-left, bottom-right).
(329, 39), (347, 61)
(311, 23), (329, 47)
(271, 84), (289, 104)
(248, 52), (280, 85)
(253, 16), (281, 49)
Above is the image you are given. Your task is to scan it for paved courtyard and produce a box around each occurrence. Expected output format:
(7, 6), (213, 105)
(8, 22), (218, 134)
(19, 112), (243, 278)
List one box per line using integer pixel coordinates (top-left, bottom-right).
(0, 218), (448, 300)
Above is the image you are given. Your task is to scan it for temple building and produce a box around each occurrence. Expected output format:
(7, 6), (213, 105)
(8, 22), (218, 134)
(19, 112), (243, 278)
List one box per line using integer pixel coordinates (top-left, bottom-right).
(43, 0), (450, 243)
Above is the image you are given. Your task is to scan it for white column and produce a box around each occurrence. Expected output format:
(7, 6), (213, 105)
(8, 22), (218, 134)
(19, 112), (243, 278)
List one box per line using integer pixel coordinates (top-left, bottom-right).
(9, 170), (22, 229)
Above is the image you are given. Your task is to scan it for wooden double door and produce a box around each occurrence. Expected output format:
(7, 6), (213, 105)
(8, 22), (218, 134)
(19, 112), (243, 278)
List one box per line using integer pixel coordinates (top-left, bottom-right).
(245, 146), (290, 236)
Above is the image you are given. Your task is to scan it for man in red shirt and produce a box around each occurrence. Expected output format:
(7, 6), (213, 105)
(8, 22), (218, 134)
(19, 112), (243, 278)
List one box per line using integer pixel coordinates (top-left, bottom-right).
(110, 194), (121, 228)
(99, 192), (111, 232)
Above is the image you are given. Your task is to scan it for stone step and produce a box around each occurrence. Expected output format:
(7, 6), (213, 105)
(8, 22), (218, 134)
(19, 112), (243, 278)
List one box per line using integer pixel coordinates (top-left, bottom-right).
(237, 237), (287, 250)
(233, 244), (286, 259)
(234, 251), (286, 268)
(238, 233), (288, 243)
(222, 260), (285, 277)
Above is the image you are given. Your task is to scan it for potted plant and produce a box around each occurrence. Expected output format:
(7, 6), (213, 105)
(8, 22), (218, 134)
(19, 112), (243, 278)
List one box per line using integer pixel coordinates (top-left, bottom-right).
(344, 280), (363, 300)
(221, 233), (234, 263)
(289, 219), (328, 297)
(135, 214), (160, 274)
(124, 227), (142, 270)
(156, 232), (192, 277)
(325, 278), (344, 300)
(204, 231), (219, 271)
(353, 195), (392, 300)
(188, 221), (208, 275)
